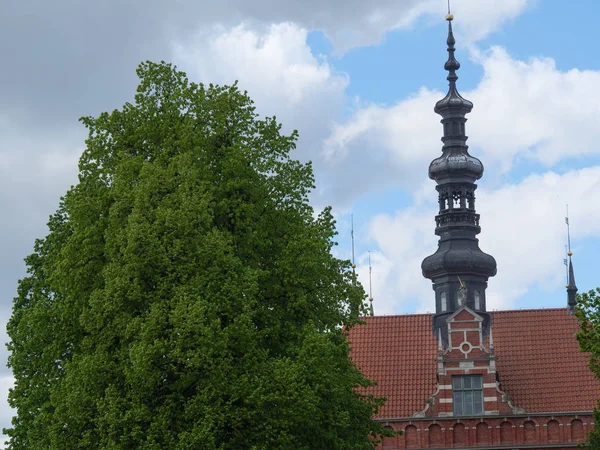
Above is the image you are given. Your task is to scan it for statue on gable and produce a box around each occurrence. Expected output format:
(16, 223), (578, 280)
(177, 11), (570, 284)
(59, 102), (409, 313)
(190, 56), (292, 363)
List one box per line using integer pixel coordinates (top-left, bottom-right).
(457, 277), (467, 307)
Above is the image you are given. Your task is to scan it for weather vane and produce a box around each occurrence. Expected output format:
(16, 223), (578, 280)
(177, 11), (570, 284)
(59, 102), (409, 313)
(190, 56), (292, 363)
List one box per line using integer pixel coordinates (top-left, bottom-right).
(565, 205), (573, 287)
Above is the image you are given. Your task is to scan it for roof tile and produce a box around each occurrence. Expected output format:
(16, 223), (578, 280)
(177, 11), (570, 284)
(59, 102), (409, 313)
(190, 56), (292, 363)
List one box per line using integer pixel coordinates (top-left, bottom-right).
(348, 309), (599, 418)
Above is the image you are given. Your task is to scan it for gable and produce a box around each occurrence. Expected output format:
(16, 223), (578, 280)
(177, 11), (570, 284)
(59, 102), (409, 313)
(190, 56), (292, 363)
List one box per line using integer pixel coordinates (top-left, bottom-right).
(348, 308), (600, 418)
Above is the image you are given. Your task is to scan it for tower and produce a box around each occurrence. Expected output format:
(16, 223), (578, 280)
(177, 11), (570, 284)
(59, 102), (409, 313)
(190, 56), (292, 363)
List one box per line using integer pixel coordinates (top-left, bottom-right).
(567, 254), (578, 313)
(421, 13), (497, 342)
(565, 212), (578, 313)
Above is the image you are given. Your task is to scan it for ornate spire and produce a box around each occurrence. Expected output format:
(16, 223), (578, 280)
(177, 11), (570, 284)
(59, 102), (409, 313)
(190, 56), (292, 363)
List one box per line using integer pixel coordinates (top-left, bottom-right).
(422, 13), (497, 342)
(565, 209), (578, 313)
(433, 14), (474, 124)
(567, 251), (578, 314)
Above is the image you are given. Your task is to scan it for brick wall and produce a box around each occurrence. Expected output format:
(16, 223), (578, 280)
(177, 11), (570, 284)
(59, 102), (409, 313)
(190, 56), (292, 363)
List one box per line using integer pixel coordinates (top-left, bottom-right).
(373, 306), (595, 448)
(376, 414), (593, 449)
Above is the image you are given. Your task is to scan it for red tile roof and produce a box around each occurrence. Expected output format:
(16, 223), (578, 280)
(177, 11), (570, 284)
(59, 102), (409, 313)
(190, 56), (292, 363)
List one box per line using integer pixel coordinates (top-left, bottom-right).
(348, 308), (599, 419)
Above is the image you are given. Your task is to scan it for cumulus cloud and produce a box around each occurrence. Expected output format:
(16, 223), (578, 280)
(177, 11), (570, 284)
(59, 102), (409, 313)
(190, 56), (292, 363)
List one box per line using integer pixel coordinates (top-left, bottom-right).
(335, 46), (600, 315)
(363, 167), (600, 315)
(469, 47), (600, 170)
(323, 88), (441, 205)
(173, 23), (348, 150)
(1, 0), (534, 130)
(172, 22), (356, 213)
(324, 46), (600, 205)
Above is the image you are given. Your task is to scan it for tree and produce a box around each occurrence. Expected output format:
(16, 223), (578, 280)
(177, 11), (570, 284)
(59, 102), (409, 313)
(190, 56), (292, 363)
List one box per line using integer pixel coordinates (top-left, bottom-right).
(576, 287), (600, 448)
(6, 61), (389, 449)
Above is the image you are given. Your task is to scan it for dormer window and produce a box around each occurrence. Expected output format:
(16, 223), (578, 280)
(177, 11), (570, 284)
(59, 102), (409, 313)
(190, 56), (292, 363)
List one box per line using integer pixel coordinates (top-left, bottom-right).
(474, 290), (481, 310)
(452, 375), (483, 416)
(441, 292), (447, 312)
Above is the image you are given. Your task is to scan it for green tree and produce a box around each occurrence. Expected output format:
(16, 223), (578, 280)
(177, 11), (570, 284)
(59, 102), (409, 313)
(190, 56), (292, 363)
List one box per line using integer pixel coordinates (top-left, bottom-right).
(6, 61), (388, 449)
(576, 287), (600, 448)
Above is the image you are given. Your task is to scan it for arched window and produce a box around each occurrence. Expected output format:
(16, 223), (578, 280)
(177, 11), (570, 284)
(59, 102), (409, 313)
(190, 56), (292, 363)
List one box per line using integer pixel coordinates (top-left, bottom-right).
(571, 419), (584, 441)
(547, 420), (560, 442)
(500, 421), (512, 443)
(476, 422), (490, 444)
(404, 425), (418, 448)
(474, 291), (481, 310)
(453, 423), (466, 446)
(441, 292), (447, 312)
(523, 421), (536, 443)
(429, 424), (442, 447)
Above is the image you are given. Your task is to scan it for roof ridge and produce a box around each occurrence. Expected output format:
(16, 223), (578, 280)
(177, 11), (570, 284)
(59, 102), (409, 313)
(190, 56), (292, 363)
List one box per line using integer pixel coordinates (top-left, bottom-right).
(362, 307), (571, 319)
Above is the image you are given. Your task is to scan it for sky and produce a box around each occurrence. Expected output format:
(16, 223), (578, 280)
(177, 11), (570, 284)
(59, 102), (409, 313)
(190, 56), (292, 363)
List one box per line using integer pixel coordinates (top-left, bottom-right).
(1, 0), (600, 442)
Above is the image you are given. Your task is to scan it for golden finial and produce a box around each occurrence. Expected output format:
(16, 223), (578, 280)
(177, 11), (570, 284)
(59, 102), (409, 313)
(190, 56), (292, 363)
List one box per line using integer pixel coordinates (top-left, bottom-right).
(351, 263), (356, 269)
(369, 297), (374, 302)
(568, 251), (573, 257)
(446, 0), (453, 21)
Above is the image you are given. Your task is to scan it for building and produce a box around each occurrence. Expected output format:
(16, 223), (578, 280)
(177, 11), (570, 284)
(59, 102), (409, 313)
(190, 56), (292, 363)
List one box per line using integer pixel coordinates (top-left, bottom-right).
(348, 13), (599, 450)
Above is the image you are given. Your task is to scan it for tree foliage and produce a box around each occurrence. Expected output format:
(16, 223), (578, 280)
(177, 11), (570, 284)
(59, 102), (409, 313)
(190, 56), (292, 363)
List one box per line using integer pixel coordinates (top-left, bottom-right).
(576, 287), (600, 448)
(6, 61), (387, 449)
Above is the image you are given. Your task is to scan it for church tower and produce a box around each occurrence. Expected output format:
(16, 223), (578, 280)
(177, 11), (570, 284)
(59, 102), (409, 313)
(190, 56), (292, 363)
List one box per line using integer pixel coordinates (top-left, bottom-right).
(421, 13), (497, 342)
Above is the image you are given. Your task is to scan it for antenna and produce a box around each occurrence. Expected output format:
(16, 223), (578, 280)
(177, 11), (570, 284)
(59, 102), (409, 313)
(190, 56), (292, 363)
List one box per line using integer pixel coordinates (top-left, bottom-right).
(564, 244), (569, 285)
(368, 251), (374, 316)
(566, 205), (572, 254)
(447, 0), (451, 14)
(351, 214), (356, 268)
(351, 214), (356, 286)
(368, 251), (373, 301)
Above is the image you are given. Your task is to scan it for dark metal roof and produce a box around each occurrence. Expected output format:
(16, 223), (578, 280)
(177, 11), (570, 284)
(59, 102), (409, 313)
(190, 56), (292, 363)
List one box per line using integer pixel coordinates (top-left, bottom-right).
(422, 16), (497, 338)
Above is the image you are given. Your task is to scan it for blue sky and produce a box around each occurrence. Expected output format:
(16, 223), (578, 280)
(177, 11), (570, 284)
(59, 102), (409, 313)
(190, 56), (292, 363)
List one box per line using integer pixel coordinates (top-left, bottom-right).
(1, 0), (600, 441)
(302, 1), (600, 314)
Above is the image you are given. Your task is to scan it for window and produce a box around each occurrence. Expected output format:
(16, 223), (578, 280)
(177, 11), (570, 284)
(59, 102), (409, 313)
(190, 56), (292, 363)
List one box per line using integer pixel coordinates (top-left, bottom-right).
(474, 290), (481, 310)
(452, 375), (483, 416)
(441, 292), (447, 312)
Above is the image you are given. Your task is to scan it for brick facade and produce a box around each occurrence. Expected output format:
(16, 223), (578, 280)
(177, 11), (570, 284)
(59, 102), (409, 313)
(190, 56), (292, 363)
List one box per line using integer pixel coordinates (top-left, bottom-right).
(351, 306), (598, 450)
(376, 414), (592, 449)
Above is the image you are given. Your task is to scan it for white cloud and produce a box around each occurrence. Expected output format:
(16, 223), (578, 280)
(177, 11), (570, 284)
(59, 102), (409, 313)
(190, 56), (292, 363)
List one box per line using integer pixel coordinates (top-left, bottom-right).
(324, 45), (600, 205)
(424, 0), (536, 43)
(1, 0), (535, 132)
(173, 23), (348, 139)
(469, 47), (600, 170)
(170, 0), (535, 55)
(323, 88), (441, 204)
(173, 22), (352, 209)
(365, 167), (600, 315)
(358, 205), (437, 315)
